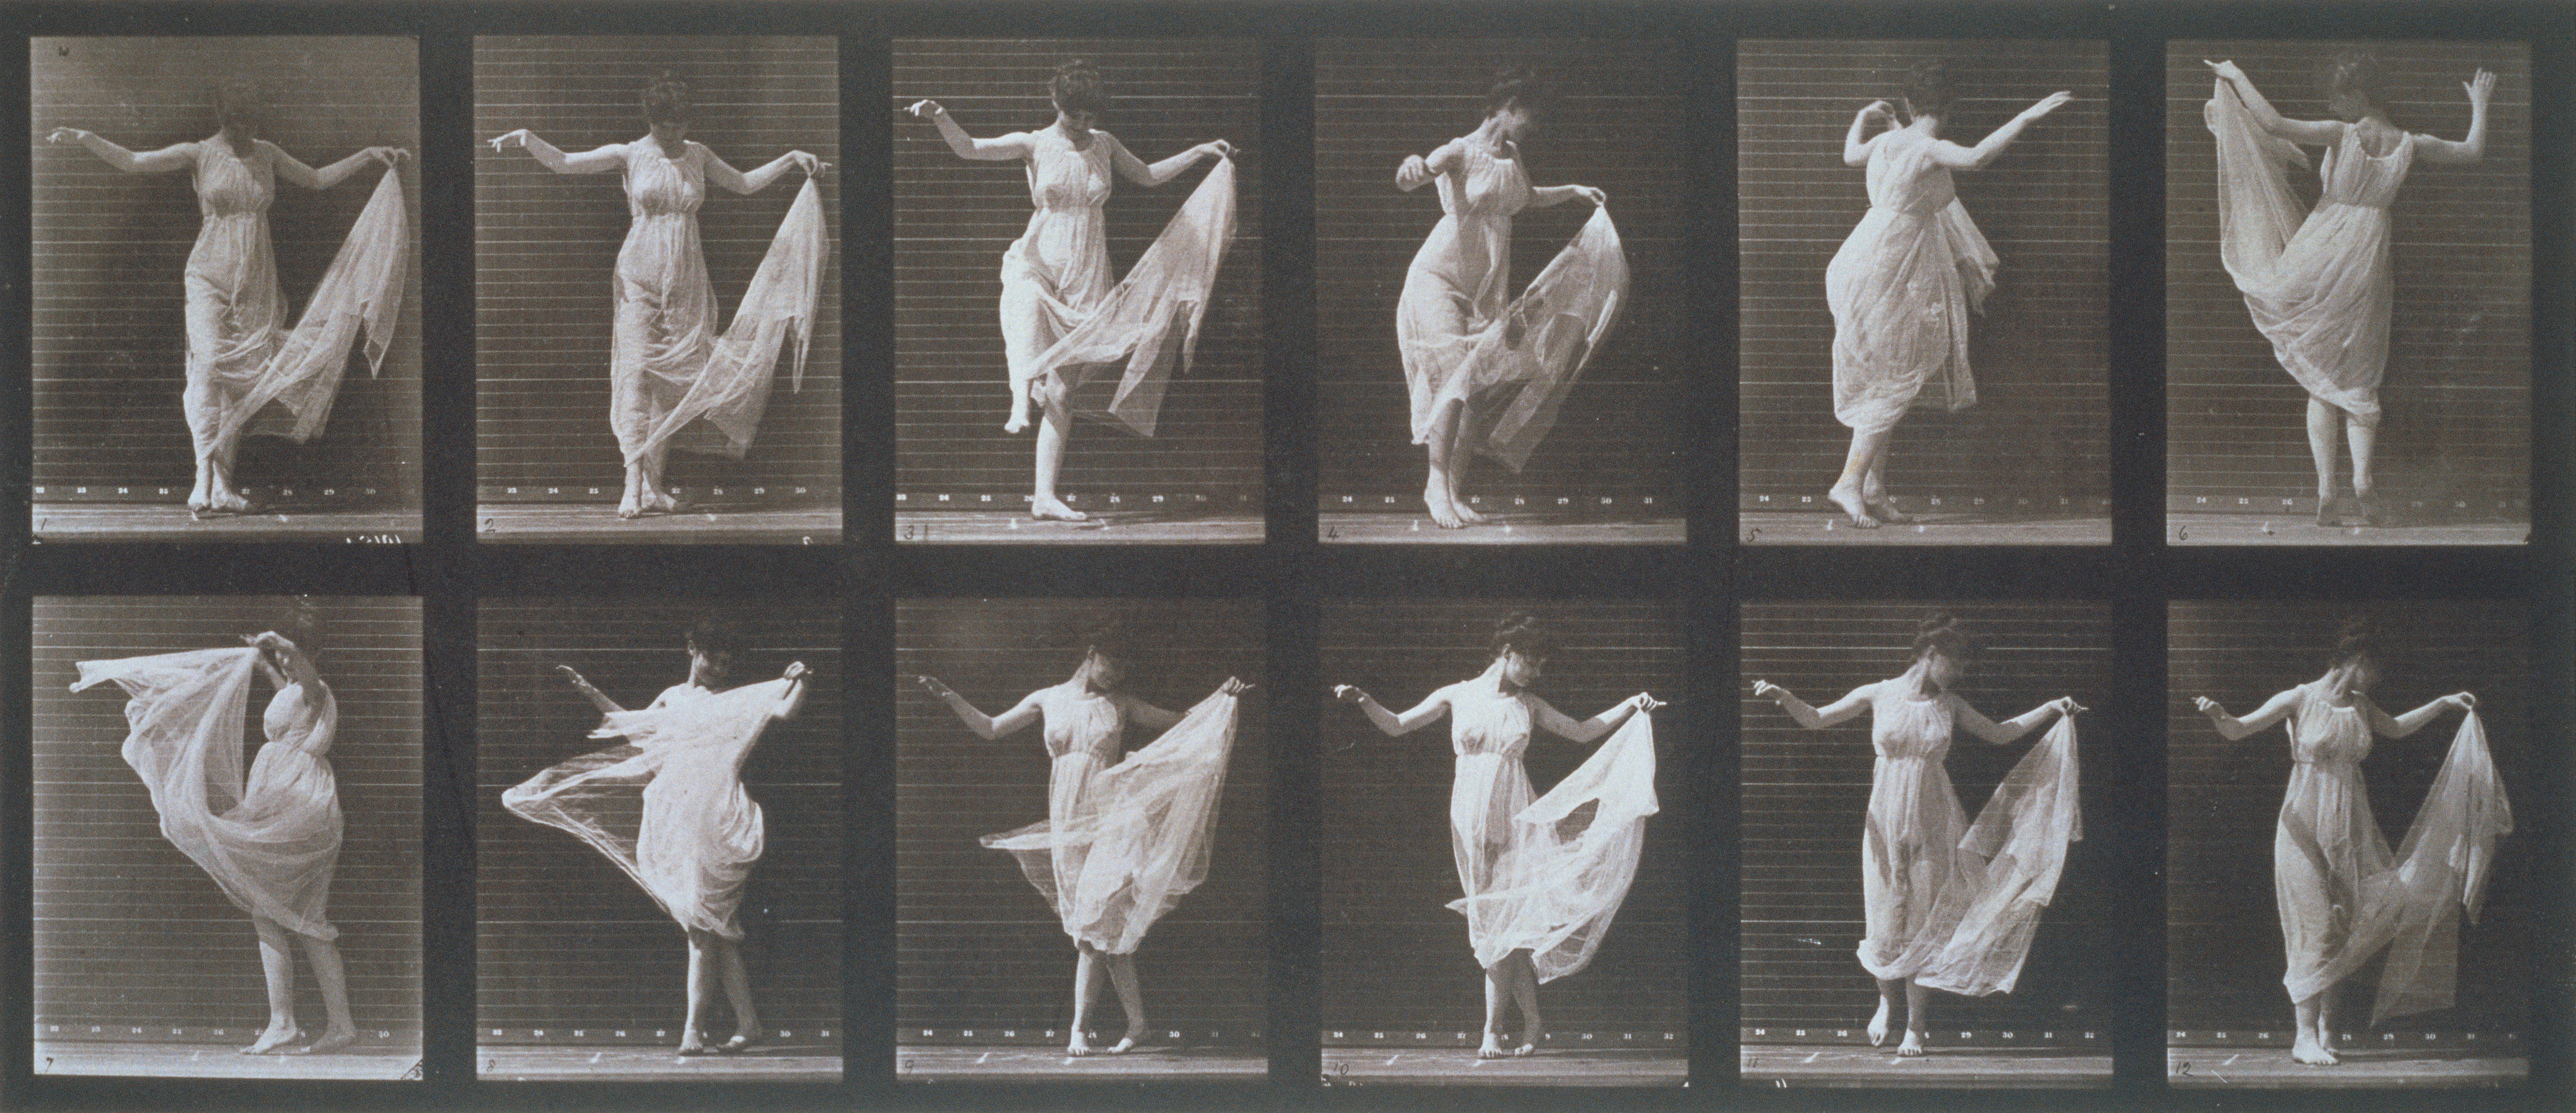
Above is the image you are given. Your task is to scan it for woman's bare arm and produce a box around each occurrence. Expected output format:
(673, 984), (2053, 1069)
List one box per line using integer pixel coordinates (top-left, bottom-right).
(2414, 68), (2495, 165)
(488, 129), (624, 173)
(2195, 686), (2301, 741)
(2205, 61), (2344, 146)
(702, 144), (824, 195)
(902, 100), (1036, 161)
(554, 665), (625, 715)
(2368, 691), (2475, 739)
(916, 676), (1042, 740)
(1108, 133), (1232, 188)
(1755, 680), (1873, 730)
(1395, 139), (1465, 192)
(773, 661), (814, 720)
(48, 129), (194, 173)
(267, 140), (406, 190)
(1334, 683), (1449, 736)
(1955, 695), (2081, 745)
(1531, 692), (1658, 745)
(1845, 101), (1895, 166)
(1929, 91), (2074, 170)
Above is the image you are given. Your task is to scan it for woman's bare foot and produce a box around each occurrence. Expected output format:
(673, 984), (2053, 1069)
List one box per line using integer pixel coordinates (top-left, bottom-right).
(676, 1037), (713, 1056)
(1450, 488), (1489, 524)
(1896, 1029), (1925, 1057)
(717, 1027), (762, 1054)
(1476, 1033), (1505, 1059)
(617, 490), (643, 519)
(1863, 494), (1910, 523)
(1424, 484), (1465, 529)
(291, 1025), (357, 1055)
(2313, 495), (2340, 527)
(1828, 485), (1881, 529)
(1005, 394), (1033, 434)
(1513, 1023), (1542, 1056)
(2291, 1034), (2337, 1065)
(1867, 997), (1893, 1047)
(1031, 496), (1089, 522)
(1109, 1021), (1146, 1054)
(642, 487), (679, 514)
(241, 1024), (300, 1054)
(1067, 1030), (1093, 1057)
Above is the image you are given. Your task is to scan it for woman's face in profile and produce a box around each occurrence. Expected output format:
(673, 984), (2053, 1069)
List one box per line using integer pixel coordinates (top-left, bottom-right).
(1491, 103), (1533, 144)
(1084, 650), (1126, 691)
(688, 641), (732, 684)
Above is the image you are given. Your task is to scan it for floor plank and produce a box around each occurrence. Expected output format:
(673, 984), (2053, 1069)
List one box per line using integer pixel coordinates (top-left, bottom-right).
(897, 1044), (1265, 1082)
(1319, 514), (1686, 545)
(2167, 514), (2527, 546)
(477, 504), (842, 545)
(1741, 513), (2112, 546)
(2165, 1048), (2527, 1089)
(34, 1040), (418, 1080)
(33, 504), (419, 543)
(1743, 1045), (2111, 1089)
(895, 511), (1263, 545)
(1323, 1047), (1686, 1087)
(476, 1042), (841, 1082)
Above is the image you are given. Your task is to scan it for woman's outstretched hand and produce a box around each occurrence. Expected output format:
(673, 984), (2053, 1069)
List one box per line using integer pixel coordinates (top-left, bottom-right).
(2022, 91), (2074, 121)
(1751, 679), (1789, 704)
(904, 99), (945, 120)
(1331, 684), (1371, 706)
(489, 129), (534, 153)
(1628, 692), (1664, 713)
(2465, 68), (2496, 106)
(2051, 696), (2089, 717)
(1219, 676), (1251, 696)
(47, 126), (92, 145)
(2446, 691), (2479, 713)
(2202, 59), (2246, 85)
(2192, 695), (2227, 719)
(913, 674), (957, 701)
(783, 661), (811, 682)
(554, 664), (598, 692)
(366, 146), (411, 168)
(1572, 185), (1608, 207)
(788, 150), (828, 177)
(1199, 139), (1237, 160)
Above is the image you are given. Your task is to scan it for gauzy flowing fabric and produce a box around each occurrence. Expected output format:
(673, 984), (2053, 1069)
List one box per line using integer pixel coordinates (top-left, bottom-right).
(1398, 140), (1630, 473)
(609, 141), (828, 466)
(182, 140), (408, 456)
(2205, 79), (2414, 427)
(981, 687), (1239, 956)
(72, 647), (343, 940)
(1856, 684), (2082, 996)
(1446, 708), (1659, 982)
(2270, 689), (2511, 1023)
(1827, 136), (1997, 435)
(502, 678), (792, 940)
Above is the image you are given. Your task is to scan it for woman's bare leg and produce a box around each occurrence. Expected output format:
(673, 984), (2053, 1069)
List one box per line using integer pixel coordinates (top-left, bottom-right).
(678, 929), (717, 1053)
(1032, 395), (1088, 522)
(714, 937), (763, 1048)
(1069, 943), (1103, 1054)
(1424, 399), (1466, 529)
(1104, 953), (1147, 1052)
(243, 918), (302, 1053)
(288, 933), (357, 1053)
(2306, 398), (2342, 523)
(1477, 962), (1511, 1058)
(1005, 375), (1035, 434)
(1830, 427), (1893, 528)
(1446, 416), (1487, 523)
(1507, 951), (1543, 1055)
(618, 459), (644, 519)
(1896, 978), (1929, 1057)
(1861, 434), (1908, 522)
(641, 448), (679, 513)
(2344, 414), (2379, 521)
(1868, 977), (1901, 1047)
(2291, 989), (2339, 1064)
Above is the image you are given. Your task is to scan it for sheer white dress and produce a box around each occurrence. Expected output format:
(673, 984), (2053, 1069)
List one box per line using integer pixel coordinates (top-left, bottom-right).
(1825, 137), (1997, 436)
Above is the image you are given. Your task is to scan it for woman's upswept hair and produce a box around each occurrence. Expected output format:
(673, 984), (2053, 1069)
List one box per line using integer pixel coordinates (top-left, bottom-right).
(642, 71), (692, 126)
(1911, 611), (1974, 663)
(1900, 60), (1956, 119)
(263, 597), (325, 658)
(1050, 59), (1108, 117)
(1490, 611), (1558, 662)
(1079, 615), (1136, 664)
(2322, 49), (2391, 110)
(2330, 614), (2378, 669)
(686, 616), (747, 660)
(215, 78), (266, 130)
(1483, 65), (1550, 118)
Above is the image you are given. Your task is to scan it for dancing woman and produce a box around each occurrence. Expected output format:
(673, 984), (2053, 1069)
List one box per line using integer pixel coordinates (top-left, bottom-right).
(72, 603), (358, 1054)
(489, 73), (829, 520)
(916, 620), (1249, 1055)
(1752, 613), (2085, 1056)
(1333, 612), (1662, 1058)
(49, 81), (409, 517)
(1823, 63), (2069, 528)
(2202, 54), (2494, 526)
(1394, 68), (1625, 529)
(506, 620), (812, 1055)
(904, 60), (1239, 523)
(2192, 618), (2506, 1065)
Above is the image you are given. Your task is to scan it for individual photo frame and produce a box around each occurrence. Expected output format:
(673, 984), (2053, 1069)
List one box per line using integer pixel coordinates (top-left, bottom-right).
(473, 36), (841, 543)
(474, 599), (841, 1081)
(890, 40), (1264, 545)
(2166, 42), (2530, 545)
(893, 599), (1267, 1080)
(32, 596), (423, 1078)
(1318, 600), (1686, 1085)
(30, 37), (422, 542)
(2168, 601), (2530, 1087)
(1314, 40), (1690, 545)
(1738, 601), (2112, 1087)
(1737, 41), (2111, 545)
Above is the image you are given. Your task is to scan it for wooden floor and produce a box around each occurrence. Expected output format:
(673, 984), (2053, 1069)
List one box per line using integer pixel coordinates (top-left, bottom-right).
(478, 503), (842, 545)
(1323, 1048), (1686, 1087)
(478, 1042), (842, 1082)
(898, 1045), (1266, 1082)
(895, 511), (1264, 545)
(1741, 513), (2111, 546)
(2166, 1048), (2528, 1089)
(33, 504), (419, 543)
(1743, 1045), (2111, 1089)
(2168, 514), (2527, 546)
(1320, 514), (1686, 545)
(34, 1040), (418, 1080)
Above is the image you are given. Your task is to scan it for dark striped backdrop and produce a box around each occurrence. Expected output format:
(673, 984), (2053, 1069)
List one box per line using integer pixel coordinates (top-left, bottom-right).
(32, 596), (423, 1044)
(1738, 41), (2110, 516)
(30, 37), (422, 507)
(1740, 602), (2114, 1038)
(2167, 601), (2531, 1037)
(475, 599), (841, 1040)
(1318, 600), (1687, 1038)
(894, 599), (1266, 1041)
(2166, 42), (2530, 517)
(1315, 40), (1689, 510)
(892, 40), (1264, 509)
(473, 36), (841, 505)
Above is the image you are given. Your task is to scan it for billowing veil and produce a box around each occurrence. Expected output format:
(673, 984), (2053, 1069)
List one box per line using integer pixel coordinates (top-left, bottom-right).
(502, 678), (792, 940)
(1449, 710), (1659, 982)
(2305, 710), (2514, 1023)
(1916, 714), (2083, 996)
(631, 176), (831, 463)
(1463, 207), (1630, 473)
(982, 689), (1240, 956)
(72, 647), (341, 940)
(214, 167), (410, 449)
(1035, 158), (1239, 437)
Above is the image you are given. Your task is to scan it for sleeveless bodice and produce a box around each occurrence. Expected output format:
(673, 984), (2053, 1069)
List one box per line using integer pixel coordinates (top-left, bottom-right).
(625, 141), (706, 220)
(1025, 128), (1113, 212)
(261, 682), (336, 756)
(1434, 141), (1532, 222)
(1871, 686), (1955, 761)
(1040, 683), (1125, 764)
(193, 139), (274, 220)
(1451, 687), (1533, 759)
(2289, 681), (2374, 765)
(2317, 125), (2414, 210)
(1864, 136), (1961, 217)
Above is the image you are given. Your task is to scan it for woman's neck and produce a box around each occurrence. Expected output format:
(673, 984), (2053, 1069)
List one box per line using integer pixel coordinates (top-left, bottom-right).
(1896, 657), (1942, 698)
(1905, 115), (1942, 139)
(1476, 657), (1523, 694)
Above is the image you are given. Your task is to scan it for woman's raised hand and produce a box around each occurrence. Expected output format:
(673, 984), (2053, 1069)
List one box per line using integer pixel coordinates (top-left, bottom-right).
(788, 150), (828, 177)
(1629, 692), (1665, 713)
(2192, 695), (2226, 718)
(47, 126), (92, 145)
(1394, 154), (1432, 191)
(2447, 691), (2479, 713)
(2052, 696), (2089, 717)
(1331, 684), (1371, 705)
(489, 129), (534, 153)
(912, 674), (956, 700)
(554, 664), (596, 692)
(2202, 59), (2246, 84)
(904, 99), (945, 120)
(1858, 100), (1895, 126)
(1199, 139), (1237, 160)
(367, 146), (411, 168)
(783, 661), (811, 682)
(1219, 676), (1251, 696)
(1751, 679), (1788, 704)
(2024, 91), (2074, 120)
(2466, 68), (2496, 105)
